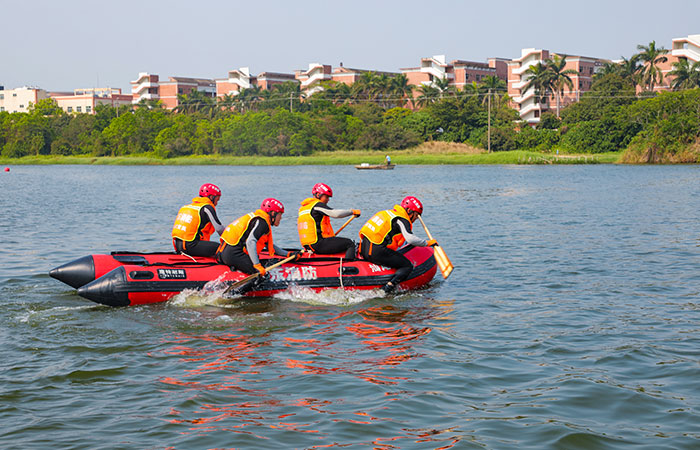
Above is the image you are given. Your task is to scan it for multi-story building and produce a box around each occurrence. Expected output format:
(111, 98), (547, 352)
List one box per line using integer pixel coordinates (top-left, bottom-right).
(0, 86), (50, 113)
(401, 55), (507, 89)
(649, 33), (700, 92)
(130, 73), (216, 109)
(215, 67), (298, 98)
(508, 48), (607, 124)
(216, 67), (257, 98)
(257, 71), (297, 90)
(51, 88), (133, 114)
(295, 63), (332, 95)
(331, 64), (399, 85)
(672, 33), (700, 62)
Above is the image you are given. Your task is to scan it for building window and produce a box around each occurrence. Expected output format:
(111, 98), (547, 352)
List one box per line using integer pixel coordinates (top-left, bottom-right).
(20, 104), (24, 108)
(0, 107), (4, 112)
(178, 89), (183, 94)
(0, 94), (3, 99)
(67, 107), (73, 112)
(77, 106), (82, 112)
(86, 105), (92, 113)
(13, 93), (17, 97)
(534, 110), (540, 118)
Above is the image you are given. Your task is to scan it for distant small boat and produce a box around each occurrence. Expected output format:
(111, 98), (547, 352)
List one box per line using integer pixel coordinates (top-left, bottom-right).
(355, 163), (396, 170)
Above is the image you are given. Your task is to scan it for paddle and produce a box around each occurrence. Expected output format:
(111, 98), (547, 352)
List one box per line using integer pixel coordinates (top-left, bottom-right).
(333, 215), (357, 237)
(223, 254), (297, 295)
(417, 215), (454, 279)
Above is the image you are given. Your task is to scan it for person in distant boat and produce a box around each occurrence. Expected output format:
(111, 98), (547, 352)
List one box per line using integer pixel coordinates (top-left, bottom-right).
(172, 183), (225, 257)
(386, 155), (391, 165)
(216, 198), (298, 276)
(359, 196), (437, 293)
(298, 183), (361, 260)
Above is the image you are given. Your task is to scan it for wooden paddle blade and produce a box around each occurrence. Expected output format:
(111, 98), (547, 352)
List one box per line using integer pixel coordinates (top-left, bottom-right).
(432, 245), (453, 279)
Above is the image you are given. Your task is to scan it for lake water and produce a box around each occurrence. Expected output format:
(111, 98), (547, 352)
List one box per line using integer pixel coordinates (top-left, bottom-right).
(1, 164), (699, 449)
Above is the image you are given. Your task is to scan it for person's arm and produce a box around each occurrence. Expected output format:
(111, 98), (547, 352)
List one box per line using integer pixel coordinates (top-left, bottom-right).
(271, 243), (288, 257)
(314, 203), (355, 219)
(245, 219), (268, 266)
(396, 219), (428, 247)
(202, 205), (225, 235)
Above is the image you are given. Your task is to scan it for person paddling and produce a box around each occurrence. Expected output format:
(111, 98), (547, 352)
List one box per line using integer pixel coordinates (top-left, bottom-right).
(172, 183), (225, 257)
(298, 183), (361, 260)
(216, 198), (298, 277)
(359, 196), (437, 293)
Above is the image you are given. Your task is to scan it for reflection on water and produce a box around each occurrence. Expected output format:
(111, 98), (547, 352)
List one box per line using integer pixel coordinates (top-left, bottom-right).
(156, 302), (449, 446)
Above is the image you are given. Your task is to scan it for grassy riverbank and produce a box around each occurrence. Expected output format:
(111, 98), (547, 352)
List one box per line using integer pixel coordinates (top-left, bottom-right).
(0, 143), (622, 165)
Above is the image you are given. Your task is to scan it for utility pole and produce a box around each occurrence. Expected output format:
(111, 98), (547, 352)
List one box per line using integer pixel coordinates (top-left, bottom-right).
(487, 88), (491, 153)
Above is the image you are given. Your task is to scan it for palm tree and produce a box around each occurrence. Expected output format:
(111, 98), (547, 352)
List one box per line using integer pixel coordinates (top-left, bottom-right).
(174, 90), (214, 115)
(636, 41), (669, 91)
(415, 84), (440, 107)
(618, 56), (643, 88)
(217, 93), (237, 114)
(546, 55), (578, 117)
(311, 80), (351, 104)
(669, 58), (700, 90)
(462, 81), (482, 97)
(389, 74), (413, 107)
(522, 61), (553, 105)
(433, 76), (453, 99)
(480, 75), (507, 105)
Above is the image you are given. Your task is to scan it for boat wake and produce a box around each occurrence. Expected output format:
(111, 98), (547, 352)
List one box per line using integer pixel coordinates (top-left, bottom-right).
(274, 285), (385, 306)
(167, 272), (386, 308)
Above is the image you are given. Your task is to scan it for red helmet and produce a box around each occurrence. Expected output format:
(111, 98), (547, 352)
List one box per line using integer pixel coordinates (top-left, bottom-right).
(312, 183), (333, 198)
(261, 198), (284, 214)
(401, 196), (423, 215)
(199, 183), (221, 197)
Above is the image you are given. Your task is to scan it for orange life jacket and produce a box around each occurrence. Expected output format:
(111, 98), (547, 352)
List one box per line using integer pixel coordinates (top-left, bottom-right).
(359, 205), (411, 250)
(218, 209), (274, 256)
(171, 197), (216, 242)
(298, 198), (334, 246)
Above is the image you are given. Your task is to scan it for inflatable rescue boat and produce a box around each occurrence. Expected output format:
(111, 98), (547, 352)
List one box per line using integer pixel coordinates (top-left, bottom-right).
(50, 247), (438, 307)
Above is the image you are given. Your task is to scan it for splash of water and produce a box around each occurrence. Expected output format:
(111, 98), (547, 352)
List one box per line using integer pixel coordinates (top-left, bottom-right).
(274, 285), (385, 306)
(168, 273), (244, 308)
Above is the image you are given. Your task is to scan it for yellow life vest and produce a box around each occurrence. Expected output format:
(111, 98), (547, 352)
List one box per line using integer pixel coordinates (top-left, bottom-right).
(171, 197), (216, 242)
(359, 205), (411, 250)
(218, 209), (273, 256)
(297, 198), (334, 246)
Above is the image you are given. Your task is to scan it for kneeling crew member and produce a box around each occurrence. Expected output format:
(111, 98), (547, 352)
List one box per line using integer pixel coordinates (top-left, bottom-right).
(359, 196), (437, 293)
(172, 183), (225, 257)
(298, 183), (360, 260)
(216, 198), (295, 276)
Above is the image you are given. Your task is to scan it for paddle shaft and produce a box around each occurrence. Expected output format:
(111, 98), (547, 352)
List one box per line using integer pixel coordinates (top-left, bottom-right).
(417, 215), (454, 279)
(333, 215), (356, 237)
(223, 254), (297, 294)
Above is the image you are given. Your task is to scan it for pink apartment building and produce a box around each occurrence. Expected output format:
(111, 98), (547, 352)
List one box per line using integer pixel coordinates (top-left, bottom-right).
(508, 48), (607, 124)
(294, 63), (332, 95)
(215, 68), (297, 97)
(131, 73), (216, 109)
(645, 34), (700, 92)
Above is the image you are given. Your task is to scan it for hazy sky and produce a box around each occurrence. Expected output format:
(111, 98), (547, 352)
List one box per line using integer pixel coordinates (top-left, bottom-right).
(3, 0), (699, 92)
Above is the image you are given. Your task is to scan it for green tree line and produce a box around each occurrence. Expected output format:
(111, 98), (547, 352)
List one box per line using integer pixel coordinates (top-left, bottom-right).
(2, 44), (700, 162)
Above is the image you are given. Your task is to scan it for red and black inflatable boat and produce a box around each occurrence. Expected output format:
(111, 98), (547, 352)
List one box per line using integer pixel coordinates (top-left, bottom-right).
(50, 247), (438, 307)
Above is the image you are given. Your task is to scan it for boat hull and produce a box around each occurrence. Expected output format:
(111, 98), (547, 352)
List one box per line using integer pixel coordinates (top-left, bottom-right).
(68, 247), (437, 307)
